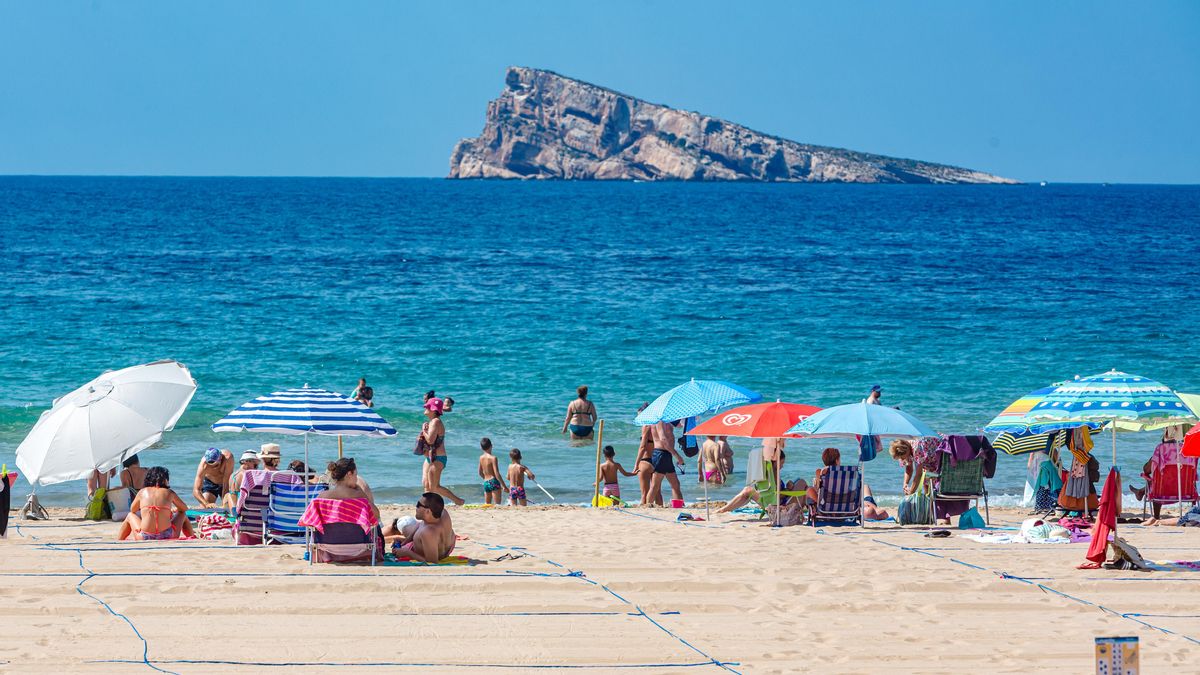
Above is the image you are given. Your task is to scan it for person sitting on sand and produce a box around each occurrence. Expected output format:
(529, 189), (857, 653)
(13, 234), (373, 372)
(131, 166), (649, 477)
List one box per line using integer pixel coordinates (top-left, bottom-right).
(1131, 429), (1194, 519)
(701, 436), (726, 485)
(597, 445), (636, 500)
(118, 466), (194, 540)
(392, 492), (456, 563)
(717, 451), (808, 514)
(862, 483), (890, 521)
(118, 455), (146, 501)
(478, 437), (507, 505)
(507, 448), (535, 506)
(192, 447), (234, 508)
(1145, 501), (1200, 527)
(222, 450), (261, 509)
(319, 457), (380, 520)
(562, 385), (597, 441)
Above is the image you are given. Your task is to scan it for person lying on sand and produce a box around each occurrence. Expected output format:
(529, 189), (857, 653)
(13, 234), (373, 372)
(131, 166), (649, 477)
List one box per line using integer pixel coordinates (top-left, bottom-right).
(1145, 502), (1200, 527)
(118, 466), (194, 540)
(862, 483), (890, 521)
(389, 492), (456, 563)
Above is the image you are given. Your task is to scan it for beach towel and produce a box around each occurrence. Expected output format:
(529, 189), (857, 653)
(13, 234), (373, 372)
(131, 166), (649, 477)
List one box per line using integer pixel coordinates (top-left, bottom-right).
(196, 513), (234, 540)
(857, 434), (879, 463)
(745, 448), (764, 485)
(299, 497), (377, 534)
(387, 554), (470, 566)
(1080, 468), (1120, 569)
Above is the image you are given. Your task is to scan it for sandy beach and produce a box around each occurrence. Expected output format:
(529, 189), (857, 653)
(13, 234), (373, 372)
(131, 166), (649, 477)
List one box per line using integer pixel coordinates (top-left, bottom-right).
(3, 505), (1199, 673)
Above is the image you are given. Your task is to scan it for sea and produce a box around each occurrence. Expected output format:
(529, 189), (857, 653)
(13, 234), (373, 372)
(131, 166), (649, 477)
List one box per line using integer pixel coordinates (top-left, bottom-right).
(2, 177), (1199, 509)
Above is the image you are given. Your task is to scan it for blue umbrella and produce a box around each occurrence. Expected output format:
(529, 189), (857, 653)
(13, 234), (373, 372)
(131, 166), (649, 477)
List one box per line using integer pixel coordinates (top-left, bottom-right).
(635, 379), (763, 425)
(787, 402), (937, 439)
(213, 386), (397, 506)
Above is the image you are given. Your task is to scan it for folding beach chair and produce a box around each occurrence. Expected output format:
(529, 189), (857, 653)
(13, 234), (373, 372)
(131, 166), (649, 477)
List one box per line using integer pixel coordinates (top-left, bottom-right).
(234, 470), (304, 545)
(302, 498), (378, 565)
(263, 479), (325, 545)
(810, 465), (862, 527)
(931, 456), (989, 525)
(1143, 463), (1199, 517)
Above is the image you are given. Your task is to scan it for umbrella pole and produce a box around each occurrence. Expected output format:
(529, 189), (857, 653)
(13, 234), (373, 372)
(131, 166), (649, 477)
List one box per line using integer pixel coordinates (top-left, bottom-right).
(1112, 425), (1117, 472)
(861, 461), (866, 529)
(338, 435), (343, 459)
(592, 420), (605, 507)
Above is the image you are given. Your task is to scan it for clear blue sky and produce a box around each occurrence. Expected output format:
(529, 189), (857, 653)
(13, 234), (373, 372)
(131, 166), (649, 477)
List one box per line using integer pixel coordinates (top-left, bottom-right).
(2, 1), (1197, 182)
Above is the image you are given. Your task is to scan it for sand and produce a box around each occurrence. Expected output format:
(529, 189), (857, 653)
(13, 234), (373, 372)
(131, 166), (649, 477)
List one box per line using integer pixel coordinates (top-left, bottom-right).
(2, 504), (1200, 673)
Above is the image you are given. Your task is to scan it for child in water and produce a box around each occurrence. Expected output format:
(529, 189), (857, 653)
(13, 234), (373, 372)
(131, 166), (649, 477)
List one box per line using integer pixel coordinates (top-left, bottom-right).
(507, 448), (535, 506)
(597, 445), (635, 501)
(477, 437), (507, 505)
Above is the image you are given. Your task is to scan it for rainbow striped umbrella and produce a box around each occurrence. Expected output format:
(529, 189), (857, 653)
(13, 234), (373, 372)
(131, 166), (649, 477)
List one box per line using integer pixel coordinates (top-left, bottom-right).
(1023, 370), (1197, 463)
(984, 385), (1102, 436)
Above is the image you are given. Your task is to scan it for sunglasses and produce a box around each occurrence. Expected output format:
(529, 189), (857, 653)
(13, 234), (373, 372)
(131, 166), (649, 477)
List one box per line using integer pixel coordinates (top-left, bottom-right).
(415, 501), (427, 509)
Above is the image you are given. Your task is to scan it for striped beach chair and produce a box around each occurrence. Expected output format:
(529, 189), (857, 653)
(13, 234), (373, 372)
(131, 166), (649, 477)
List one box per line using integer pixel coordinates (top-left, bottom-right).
(810, 465), (862, 526)
(234, 470), (305, 545)
(264, 480), (325, 545)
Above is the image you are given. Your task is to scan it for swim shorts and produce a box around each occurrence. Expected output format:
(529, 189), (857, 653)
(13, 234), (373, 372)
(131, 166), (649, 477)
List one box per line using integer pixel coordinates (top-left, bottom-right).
(201, 477), (223, 498)
(602, 482), (620, 498)
(509, 486), (527, 501)
(650, 449), (676, 474)
(483, 478), (501, 493)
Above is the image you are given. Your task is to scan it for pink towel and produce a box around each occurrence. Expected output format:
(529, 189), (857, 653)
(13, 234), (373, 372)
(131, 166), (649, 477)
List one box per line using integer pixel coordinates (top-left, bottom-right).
(299, 498), (377, 534)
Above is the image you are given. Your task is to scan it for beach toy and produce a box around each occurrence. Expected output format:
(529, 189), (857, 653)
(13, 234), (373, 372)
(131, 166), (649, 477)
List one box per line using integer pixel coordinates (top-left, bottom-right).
(591, 495), (616, 508)
(533, 480), (556, 501)
(670, 498), (685, 508)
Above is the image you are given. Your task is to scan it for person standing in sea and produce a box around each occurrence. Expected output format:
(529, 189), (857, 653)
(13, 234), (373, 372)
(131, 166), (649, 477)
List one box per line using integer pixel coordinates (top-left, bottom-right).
(419, 398), (464, 506)
(562, 385), (597, 441)
(351, 377), (374, 408)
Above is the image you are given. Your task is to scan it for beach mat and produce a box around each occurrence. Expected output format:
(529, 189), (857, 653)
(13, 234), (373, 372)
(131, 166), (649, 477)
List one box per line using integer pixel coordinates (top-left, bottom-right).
(385, 554), (471, 566)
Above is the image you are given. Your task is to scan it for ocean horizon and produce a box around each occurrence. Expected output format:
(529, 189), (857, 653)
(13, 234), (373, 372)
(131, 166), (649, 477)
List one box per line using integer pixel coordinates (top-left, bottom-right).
(3, 177), (1198, 507)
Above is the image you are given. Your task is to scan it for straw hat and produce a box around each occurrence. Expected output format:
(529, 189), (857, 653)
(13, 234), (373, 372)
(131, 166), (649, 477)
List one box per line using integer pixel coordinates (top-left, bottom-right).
(259, 443), (281, 460)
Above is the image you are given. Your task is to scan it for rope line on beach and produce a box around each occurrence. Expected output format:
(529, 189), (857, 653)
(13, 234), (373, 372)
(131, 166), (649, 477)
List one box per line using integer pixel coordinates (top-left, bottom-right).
(864, 537), (1200, 647)
(63, 546), (179, 675)
(473, 538), (742, 673)
(89, 658), (732, 669)
(610, 507), (729, 529)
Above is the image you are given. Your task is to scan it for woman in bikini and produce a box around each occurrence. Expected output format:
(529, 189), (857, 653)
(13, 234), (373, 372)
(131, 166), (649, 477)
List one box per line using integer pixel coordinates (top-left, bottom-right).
(562, 385), (597, 441)
(635, 403), (656, 505)
(118, 466), (194, 541)
(420, 397), (464, 506)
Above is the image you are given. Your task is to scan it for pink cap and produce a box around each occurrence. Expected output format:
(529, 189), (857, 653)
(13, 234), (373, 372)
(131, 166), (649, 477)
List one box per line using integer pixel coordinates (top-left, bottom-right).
(424, 397), (444, 413)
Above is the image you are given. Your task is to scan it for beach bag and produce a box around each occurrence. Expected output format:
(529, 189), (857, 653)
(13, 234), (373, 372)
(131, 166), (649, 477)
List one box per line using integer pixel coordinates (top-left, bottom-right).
(197, 513), (234, 540)
(959, 507), (985, 529)
(898, 481), (933, 525)
(85, 488), (112, 521)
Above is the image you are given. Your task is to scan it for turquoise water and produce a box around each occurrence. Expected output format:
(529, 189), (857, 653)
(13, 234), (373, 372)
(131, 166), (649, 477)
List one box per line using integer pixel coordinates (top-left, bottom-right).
(2, 177), (1198, 507)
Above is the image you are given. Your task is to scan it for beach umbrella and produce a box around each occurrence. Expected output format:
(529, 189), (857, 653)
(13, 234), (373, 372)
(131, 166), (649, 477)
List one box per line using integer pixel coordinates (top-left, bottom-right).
(685, 401), (822, 439)
(213, 385), (397, 503)
(634, 379), (763, 425)
(787, 402), (937, 439)
(16, 360), (197, 487)
(1022, 370), (1198, 465)
(683, 401), (821, 522)
(788, 402), (938, 528)
(983, 385), (1103, 436)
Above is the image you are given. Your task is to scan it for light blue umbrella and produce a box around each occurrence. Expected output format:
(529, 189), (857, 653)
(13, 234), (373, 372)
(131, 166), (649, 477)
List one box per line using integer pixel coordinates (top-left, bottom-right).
(787, 402), (937, 439)
(634, 379), (763, 425)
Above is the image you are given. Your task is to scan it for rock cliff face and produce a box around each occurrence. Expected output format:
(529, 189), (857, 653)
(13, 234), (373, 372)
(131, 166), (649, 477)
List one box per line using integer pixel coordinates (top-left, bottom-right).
(450, 67), (1017, 184)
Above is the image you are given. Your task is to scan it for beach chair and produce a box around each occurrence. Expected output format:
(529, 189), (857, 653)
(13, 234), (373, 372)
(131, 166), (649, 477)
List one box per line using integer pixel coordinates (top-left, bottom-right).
(1143, 463), (1199, 517)
(810, 465), (862, 526)
(263, 480), (325, 545)
(234, 470), (304, 545)
(301, 497), (379, 565)
(931, 456), (989, 525)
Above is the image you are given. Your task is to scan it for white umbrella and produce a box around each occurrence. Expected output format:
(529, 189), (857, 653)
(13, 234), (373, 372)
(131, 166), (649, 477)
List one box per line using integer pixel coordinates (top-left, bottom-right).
(16, 360), (197, 486)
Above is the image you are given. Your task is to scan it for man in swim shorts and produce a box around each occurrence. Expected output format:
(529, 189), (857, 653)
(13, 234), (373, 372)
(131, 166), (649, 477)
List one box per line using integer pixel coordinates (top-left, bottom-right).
(192, 447), (233, 508)
(649, 420), (685, 505)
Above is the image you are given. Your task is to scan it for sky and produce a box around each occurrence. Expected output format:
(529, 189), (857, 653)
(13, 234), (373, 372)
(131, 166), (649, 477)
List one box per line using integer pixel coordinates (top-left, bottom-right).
(1, 1), (1197, 182)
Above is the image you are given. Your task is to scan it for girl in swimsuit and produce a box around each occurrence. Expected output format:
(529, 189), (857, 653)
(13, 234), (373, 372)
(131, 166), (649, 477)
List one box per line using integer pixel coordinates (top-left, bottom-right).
(562, 386), (597, 441)
(118, 466), (194, 541)
(420, 398), (464, 506)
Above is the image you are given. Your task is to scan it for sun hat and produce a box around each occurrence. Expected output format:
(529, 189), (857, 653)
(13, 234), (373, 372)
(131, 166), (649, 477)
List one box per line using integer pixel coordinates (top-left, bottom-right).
(203, 447), (221, 464)
(870, 385), (882, 393)
(239, 450), (259, 463)
(424, 397), (444, 413)
(259, 443), (281, 460)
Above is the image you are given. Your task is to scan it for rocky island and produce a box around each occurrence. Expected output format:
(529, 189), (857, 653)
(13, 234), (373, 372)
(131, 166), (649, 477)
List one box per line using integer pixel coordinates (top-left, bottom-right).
(450, 67), (1017, 184)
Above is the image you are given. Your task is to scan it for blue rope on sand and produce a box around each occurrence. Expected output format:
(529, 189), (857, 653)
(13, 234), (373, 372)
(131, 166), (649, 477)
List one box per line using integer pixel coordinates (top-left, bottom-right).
(861, 536), (1200, 647)
(91, 658), (730, 669)
(610, 507), (727, 529)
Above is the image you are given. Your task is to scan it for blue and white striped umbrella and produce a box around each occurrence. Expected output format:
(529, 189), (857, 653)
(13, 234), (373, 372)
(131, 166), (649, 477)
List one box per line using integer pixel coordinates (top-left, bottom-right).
(212, 386), (396, 437)
(1023, 370), (1194, 429)
(635, 379), (763, 425)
